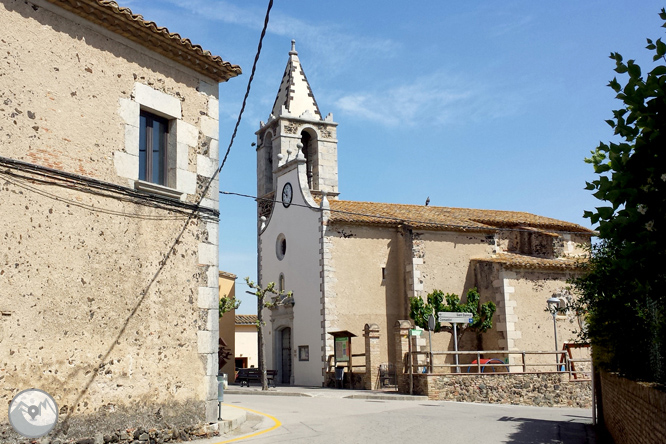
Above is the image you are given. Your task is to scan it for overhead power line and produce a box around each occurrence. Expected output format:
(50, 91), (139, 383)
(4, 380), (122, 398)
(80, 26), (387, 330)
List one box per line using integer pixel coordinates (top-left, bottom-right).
(220, 190), (596, 236)
(44, 1), (276, 438)
(197, 0), (274, 206)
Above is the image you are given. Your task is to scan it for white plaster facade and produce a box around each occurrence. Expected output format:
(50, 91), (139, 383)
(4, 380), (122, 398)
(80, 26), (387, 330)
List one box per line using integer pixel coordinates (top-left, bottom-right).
(235, 323), (259, 369)
(259, 157), (325, 386)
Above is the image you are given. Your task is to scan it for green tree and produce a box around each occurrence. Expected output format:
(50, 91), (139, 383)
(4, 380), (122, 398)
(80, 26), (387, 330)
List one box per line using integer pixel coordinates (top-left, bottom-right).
(573, 9), (666, 384)
(244, 277), (293, 390)
(217, 295), (240, 373)
(218, 295), (241, 318)
(409, 288), (496, 347)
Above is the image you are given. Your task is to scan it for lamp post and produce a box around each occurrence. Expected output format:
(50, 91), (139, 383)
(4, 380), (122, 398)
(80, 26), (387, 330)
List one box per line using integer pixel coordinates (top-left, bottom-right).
(547, 297), (560, 369)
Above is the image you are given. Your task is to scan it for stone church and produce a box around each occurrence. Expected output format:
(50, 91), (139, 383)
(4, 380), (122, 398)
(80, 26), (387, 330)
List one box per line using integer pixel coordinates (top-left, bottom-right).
(256, 42), (594, 387)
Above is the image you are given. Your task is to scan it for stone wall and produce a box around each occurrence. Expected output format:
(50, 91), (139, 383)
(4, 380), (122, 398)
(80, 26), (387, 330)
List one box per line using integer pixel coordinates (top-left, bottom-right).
(409, 373), (591, 408)
(0, 167), (218, 441)
(0, 0), (225, 441)
(600, 371), (666, 444)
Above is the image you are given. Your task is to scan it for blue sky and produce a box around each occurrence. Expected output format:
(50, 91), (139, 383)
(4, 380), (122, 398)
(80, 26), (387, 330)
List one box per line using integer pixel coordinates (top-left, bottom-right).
(126, 1), (664, 313)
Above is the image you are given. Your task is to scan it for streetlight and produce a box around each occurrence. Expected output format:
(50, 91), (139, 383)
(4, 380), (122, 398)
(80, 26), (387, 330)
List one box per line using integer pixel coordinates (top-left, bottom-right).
(547, 297), (560, 369)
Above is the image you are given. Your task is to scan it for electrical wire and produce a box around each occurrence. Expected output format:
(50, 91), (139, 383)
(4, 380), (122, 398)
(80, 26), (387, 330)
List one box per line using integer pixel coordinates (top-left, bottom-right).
(197, 0), (274, 206)
(0, 170), (204, 221)
(0, 156), (218, 221)
(220, 190), (596, 236)
(25, 2), (277, 438)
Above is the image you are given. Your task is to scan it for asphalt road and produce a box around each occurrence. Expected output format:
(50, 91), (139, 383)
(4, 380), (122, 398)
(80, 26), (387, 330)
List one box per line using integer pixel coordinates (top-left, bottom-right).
(206, 394), (600, 444)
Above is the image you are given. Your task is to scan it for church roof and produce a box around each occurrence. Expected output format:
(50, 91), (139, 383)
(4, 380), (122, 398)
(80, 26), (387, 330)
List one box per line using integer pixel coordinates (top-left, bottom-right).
(45, 0), (242, 82)
(472, 253), (587, 270)
(270, 40), (322, 119)
(325, 200), (595, 235)
(236, 315), (258, 325)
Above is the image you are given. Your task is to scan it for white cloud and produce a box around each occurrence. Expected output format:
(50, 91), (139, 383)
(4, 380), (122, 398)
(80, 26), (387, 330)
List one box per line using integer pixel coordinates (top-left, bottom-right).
(333, 71), (523, 127)
(490, 14), (534, 38)
(158, 0), (396, 69)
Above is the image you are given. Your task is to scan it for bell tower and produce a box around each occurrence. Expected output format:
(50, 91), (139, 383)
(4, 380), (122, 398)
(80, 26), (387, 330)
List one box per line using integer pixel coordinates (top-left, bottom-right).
(256, 40), (339, 218)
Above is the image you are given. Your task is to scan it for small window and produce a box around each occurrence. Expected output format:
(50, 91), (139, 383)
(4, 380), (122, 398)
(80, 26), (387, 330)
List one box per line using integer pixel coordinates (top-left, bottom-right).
(279, 273), (285, 292)
(276, 234), (287, 260)
(139, 111), (169, 186)
(382, 267), (386, 280)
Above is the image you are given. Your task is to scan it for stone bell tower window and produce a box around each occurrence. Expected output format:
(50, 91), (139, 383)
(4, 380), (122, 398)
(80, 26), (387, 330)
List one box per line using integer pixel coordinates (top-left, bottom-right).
(300, 130), (314, 189)
(264, 131), (273, 194)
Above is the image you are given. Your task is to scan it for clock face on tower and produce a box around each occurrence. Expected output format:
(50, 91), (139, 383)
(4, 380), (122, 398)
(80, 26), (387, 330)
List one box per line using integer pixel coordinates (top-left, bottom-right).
(281, 182), (293, 208)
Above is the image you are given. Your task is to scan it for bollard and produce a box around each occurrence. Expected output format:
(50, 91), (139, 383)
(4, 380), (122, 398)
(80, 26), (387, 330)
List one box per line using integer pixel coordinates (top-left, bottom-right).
(217, 374), (225, 421)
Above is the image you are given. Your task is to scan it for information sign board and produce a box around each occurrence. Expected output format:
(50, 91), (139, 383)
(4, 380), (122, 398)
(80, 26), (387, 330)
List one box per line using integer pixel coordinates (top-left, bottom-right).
(438, 312), (473, 324)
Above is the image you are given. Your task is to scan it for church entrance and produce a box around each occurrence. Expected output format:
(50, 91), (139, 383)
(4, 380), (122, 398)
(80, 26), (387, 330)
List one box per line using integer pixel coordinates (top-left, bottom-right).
(280, 327), (292, 384)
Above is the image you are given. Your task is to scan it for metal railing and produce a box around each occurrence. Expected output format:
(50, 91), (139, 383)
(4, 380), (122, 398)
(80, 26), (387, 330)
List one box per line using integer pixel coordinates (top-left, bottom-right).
(407, 350), (591, 381)
(326, 353), (367, 373)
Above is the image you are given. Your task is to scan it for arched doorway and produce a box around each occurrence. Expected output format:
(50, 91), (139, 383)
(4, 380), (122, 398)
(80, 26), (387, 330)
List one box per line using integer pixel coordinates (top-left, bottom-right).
(280, 327), (292, 384)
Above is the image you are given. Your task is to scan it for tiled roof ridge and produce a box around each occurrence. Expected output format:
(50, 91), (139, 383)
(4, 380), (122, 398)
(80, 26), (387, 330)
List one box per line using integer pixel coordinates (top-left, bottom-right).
(45, 0), (242, 82)
(235, 314), (258, 325)
(327, 199), (594, 234)
(218, 270), (237, 279)
(472, 252), (588, 270)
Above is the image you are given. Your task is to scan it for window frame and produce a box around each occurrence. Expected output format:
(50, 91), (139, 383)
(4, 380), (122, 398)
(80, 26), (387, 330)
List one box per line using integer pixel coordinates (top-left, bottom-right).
(139, 110), (170, 186)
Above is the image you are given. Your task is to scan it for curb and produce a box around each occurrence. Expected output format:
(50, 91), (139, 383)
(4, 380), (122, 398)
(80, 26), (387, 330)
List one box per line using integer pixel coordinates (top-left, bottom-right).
(217, 405), (247, 434)
(345, 394), (429, 401)
(223, 389), (313, 397)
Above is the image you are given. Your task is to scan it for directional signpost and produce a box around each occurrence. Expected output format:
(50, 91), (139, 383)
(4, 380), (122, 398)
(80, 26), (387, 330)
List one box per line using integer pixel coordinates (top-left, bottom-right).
(438, 312), (473, 373)
(427, 315), (435, 373)
(438, 312), (474, 324)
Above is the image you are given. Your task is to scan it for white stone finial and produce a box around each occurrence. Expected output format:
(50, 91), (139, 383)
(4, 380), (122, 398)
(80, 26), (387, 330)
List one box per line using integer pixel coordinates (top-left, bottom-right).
(296, 143), (305, 160)
(260, 216), (267, 231)
(290, 39), (297, 55)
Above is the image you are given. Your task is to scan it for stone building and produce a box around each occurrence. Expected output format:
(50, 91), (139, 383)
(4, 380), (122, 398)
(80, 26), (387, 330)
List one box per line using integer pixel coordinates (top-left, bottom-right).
(0, 0), (240, 440)
(218, 271), (237, 382)
(256, 42), (594, 386)
(234, 315), (259, 371)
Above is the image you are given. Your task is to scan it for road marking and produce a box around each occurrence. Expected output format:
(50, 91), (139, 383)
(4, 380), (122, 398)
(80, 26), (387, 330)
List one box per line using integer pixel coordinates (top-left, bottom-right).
(211, 404), (281, 444)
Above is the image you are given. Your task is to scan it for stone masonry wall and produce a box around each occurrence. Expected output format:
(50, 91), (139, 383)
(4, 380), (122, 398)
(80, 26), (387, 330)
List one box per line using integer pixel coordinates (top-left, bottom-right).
(0, 0), (223, 441)
(410, 373), (591, 408)
(0, 173), (216, 442)
(600, 371), (666, 444)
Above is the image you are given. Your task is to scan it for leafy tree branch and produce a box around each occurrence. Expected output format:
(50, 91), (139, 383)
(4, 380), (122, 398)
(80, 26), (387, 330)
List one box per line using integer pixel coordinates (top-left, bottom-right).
(409, 288), (496, 346)
(244, 277), (293, 390)
(572, 9), (666, 384)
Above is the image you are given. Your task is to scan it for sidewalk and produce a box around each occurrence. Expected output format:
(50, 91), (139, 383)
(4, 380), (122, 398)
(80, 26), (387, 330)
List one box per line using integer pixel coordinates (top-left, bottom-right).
(217, 404), (247, 434)
(223, 384), (428, 401)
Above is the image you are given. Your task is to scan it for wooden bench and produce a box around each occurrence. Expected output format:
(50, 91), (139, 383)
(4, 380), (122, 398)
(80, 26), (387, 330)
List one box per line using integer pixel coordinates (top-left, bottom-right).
(236, 368), (277, 387)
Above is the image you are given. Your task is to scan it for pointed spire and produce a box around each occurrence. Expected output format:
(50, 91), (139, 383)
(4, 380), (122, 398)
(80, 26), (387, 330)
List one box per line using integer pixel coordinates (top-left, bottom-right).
(270, 39), (322, 120)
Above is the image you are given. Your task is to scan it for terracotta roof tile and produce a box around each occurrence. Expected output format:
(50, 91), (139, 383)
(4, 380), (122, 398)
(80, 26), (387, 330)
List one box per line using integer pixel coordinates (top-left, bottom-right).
(472, 253), (587, 270)
(218, 270), (237, 279)
(325, 200), (595, 235)
(235, 315), (258, 325)
(45, 0), (242, 82)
